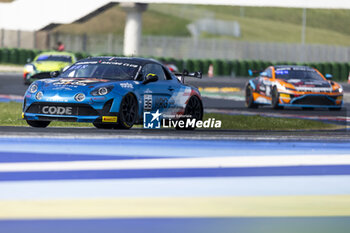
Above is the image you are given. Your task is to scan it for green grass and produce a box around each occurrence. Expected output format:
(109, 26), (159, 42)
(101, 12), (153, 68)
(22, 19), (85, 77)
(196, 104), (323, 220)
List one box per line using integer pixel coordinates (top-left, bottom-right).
(52, 4), (350, 46)
(0, 102), (90, 127)
(53, 6), (190, 37)
(0, 102), (340, 130)
(198, 6), (350, 37)
(203, 113), (340, 131)
(198, 6), (350, 46)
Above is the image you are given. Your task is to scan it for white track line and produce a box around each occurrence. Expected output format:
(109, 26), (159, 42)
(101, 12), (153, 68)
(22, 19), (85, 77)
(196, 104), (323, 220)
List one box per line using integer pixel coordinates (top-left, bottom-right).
(1, 155), (350, 172)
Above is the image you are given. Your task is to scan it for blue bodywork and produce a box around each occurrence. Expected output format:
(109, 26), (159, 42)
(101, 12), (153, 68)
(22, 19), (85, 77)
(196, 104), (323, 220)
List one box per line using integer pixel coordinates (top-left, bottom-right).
(23, 57), (201, 125)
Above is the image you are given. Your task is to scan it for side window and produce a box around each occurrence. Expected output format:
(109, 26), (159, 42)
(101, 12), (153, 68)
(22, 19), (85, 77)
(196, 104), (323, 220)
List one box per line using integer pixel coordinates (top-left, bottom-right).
(142, 64), (166, 81)
(162, 67), (173, 80)
(266, 68), (272, 78)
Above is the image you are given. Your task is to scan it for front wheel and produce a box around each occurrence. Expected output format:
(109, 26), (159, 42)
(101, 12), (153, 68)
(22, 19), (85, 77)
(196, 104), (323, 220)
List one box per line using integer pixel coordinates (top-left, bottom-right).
(176, 96), (203, 130)
(115, 94), (138, 129)
(271, 87), (283, 110)
(26, 120), (50, 128)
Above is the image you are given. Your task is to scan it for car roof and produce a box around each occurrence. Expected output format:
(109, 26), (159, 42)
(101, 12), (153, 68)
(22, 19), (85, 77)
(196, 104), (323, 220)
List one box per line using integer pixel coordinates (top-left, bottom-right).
(37, 51), (75, 57)
(274, 65), (314, 71)
(77, 56), (162, 66)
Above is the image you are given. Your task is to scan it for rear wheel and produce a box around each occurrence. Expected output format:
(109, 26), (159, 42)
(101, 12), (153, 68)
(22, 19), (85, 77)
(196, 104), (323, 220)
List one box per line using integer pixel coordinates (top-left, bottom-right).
(271, 87), (283, 110)
(245, 84), (258, 108)
(26, 120), (50, 128)
(115, 94), (138, 129)
(176, 96), (203, 130)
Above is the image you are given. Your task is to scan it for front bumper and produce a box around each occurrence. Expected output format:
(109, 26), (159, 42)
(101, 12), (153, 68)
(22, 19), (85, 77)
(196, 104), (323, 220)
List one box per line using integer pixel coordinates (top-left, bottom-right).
(23, 99), (118, 123)
(279, 93), (343, 108)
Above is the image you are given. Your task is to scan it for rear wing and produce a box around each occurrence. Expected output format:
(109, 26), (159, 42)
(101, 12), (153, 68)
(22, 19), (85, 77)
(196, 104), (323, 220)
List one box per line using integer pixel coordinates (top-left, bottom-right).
(174, 69), (202, 84)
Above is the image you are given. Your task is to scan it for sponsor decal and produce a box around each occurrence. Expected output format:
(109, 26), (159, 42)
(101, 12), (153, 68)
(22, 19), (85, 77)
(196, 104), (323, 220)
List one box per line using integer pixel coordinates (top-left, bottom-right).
(53, 78), (109, 86)
(295, 87), (332, 92)
(143, 109), (222, 129)
(102, 116), (117, 123)
(162, 118), (222, 129)
(120, 83), (133, 88)
(42, 106), (72, 115)
(155, 97), (168, 109)
(280, 93), (291, 98)
(143, 110), (162, 129)
(143, 94), (152, 111)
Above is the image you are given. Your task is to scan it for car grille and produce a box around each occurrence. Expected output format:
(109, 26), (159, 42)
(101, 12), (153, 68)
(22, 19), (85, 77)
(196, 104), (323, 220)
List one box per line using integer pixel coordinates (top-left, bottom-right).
(291, 95), (336, 106)
(26, 102), (99, 116)
(38, 116), (78, 122)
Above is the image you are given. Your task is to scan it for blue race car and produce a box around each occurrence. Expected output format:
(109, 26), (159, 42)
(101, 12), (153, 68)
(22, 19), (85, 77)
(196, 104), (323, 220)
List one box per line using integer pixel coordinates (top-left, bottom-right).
(23, 57), (203, 129)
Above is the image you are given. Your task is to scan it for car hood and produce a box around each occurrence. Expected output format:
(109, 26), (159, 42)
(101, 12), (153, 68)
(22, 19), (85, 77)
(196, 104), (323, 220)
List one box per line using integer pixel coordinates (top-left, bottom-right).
(33, 61), (70, 72)
(39, 78), (114, 93)
(285, 79), (331, 88)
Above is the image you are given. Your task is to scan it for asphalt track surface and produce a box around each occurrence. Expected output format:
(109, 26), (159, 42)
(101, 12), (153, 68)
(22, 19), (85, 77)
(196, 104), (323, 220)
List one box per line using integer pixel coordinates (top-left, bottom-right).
(1, 73), (349, 118)
(0, 73), (349, 135)
(1, 73), (350, 233)
(1, 137), (350, 233)
(0, 126), (349, 141)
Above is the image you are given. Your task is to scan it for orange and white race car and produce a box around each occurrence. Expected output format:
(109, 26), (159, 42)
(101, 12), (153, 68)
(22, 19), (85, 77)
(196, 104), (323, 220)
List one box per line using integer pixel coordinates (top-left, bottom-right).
(245, 65), (343, 110)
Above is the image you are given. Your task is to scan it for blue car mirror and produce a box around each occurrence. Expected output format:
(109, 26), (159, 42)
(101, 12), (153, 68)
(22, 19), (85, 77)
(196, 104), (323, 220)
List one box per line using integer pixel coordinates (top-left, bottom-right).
(325, 74), (333, 79)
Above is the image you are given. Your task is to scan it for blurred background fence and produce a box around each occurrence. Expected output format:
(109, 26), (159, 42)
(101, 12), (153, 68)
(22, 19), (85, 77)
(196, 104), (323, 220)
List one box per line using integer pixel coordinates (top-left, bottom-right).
(1, 30), (350, 63)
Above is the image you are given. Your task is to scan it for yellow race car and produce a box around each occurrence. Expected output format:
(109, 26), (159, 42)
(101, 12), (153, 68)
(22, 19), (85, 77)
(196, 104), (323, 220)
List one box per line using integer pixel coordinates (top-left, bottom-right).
(245, 65), (343, 110)
(23, 51), (76, 85)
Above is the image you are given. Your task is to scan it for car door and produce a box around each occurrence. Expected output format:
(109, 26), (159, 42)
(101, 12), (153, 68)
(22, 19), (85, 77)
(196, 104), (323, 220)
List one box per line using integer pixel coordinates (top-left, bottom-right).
(138, 63), (178, 114)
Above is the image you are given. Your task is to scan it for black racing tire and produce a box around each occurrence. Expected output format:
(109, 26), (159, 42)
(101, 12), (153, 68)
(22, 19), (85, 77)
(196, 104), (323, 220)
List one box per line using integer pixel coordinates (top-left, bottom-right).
(115, 93), (138, 129)
(26, 120), (50, 128)
(271, 87), (283, 110)
(245, 84), (258, 109)
(176, 96), (203, 130)
(329, 107), (342, 111)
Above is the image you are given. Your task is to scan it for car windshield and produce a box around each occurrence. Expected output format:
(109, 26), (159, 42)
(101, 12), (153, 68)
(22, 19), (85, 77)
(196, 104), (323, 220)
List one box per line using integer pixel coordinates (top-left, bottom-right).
(275, 68), (324, 81)
(60, 61), (140, 80)
(36, 55), (72, 63)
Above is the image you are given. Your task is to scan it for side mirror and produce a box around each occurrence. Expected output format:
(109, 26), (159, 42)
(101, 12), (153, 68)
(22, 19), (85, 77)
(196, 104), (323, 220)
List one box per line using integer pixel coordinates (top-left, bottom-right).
(26, 58), (32, 63)
(325, 74), (333, 80)
(248, 69), (253, 76)
(194, 71), (202, 79)
(143, 73), (158, 84)
(50, 71), (60, 78)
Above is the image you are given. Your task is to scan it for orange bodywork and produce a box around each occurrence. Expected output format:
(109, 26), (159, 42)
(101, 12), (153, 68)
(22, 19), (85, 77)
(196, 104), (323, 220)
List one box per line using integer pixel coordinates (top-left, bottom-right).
(250, 66), (343, 107)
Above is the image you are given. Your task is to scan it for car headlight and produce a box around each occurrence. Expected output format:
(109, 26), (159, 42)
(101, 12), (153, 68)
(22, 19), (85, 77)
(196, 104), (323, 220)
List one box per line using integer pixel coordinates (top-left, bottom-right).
(91, 86), (113, 96)
(74, 93), (85, 102)
(36, 91), (43, 100)
(335, 86), (343, 93)
(24, 64), (35, 73)
(29, 84), (38, 93)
